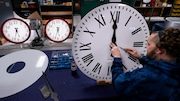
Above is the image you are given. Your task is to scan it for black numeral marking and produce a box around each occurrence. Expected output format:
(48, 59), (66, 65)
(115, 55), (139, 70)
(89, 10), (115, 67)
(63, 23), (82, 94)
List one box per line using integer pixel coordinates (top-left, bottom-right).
(133, 42), (144, 47)
(79, 43), (91, 51)
(107, 66), (111, 76)
(132, 27), (142, 35)
(92, 63), (102, 74)
(125, 16), (132, 26)
(83, 27), (95, 37)
(14, 20), (18, 24)
(122, 64), (127, 70)
(94, 14), (106, 28)
(110, 11), (120, 23)
(128, 54), (137, 62)
(82, 53), (94, 66)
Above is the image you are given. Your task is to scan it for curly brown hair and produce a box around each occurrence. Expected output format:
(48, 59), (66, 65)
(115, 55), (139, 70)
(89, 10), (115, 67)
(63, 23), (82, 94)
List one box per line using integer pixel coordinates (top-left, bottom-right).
(156, 28), (180, 58)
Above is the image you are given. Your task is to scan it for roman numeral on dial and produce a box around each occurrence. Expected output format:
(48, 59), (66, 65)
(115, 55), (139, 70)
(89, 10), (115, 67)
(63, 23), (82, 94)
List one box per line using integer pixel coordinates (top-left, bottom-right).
(125, 16), (132, 26)
(128, 54), (137, 62)
(79, 43), (91, 51)
(132, 27), (142, 35)
(83, 27), (95, 37)
(92, 63), (102, 74)
(82, 53), (94, 66)
(133, 42), (143, 47)
(107, 66), (111, 76)
(110, 11), (120, 23)
(94, 14), (106, 28)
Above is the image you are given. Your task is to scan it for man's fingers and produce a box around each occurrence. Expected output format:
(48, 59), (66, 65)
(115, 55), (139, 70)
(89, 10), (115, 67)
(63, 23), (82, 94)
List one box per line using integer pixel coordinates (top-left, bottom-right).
(110, 42), (116, 48)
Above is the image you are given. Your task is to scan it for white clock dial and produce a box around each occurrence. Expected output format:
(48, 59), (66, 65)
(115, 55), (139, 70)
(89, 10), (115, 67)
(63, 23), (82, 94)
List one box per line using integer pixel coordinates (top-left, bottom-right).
(143, 0), (151, 3)
(72, 3), (150, 80)
(45, 18), (70, 42)
(1, 18), (30, 44)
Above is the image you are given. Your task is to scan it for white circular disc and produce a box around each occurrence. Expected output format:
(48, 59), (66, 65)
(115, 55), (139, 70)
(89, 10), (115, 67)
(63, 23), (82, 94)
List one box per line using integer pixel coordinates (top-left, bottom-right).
(0, 49), (49, 98)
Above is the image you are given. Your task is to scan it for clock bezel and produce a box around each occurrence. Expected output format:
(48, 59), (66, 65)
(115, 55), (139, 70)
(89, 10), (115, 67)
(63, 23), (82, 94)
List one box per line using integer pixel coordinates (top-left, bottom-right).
(1, 18), (31, 44)
(44, 17), (71, 43)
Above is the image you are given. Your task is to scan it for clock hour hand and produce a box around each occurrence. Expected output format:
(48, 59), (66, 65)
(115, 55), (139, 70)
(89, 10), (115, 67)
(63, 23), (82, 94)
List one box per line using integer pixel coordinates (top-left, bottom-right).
(55, 27), (60, 39)
(112, 19), (117, 45)
(56, 27), (59, 33)
(15, 28), (20, 38)
(15, 28), (18, 33)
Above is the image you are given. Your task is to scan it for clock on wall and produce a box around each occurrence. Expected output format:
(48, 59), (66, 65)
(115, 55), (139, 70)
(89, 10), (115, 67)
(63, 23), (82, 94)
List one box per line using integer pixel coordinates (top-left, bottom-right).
(44, 18), (70, 43)
(1, 18), (31, 44)
(72, 3), (150, 81)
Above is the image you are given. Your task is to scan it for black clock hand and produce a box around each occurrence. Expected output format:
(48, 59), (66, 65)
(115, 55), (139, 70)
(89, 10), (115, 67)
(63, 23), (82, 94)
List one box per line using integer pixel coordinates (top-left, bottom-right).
(110, 19), (117, 57)
(55, 27), (60, 37)
(112, 19), (117, 45)
(15, 28), (18, 33)
(42, 72), (59, 101)
(15, 28), (18, 37)
(57, 27), (59, 33)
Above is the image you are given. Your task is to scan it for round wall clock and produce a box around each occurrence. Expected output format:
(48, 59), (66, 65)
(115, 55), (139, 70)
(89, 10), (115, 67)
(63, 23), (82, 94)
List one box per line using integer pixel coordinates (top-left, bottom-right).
(1, 18), (31, 44)
(44, 18), (70, 42)
(72, 3), (150, 80)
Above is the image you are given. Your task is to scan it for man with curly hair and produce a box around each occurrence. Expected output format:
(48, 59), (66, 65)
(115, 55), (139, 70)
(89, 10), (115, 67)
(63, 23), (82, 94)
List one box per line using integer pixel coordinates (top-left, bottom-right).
(110, 28), (180, 101)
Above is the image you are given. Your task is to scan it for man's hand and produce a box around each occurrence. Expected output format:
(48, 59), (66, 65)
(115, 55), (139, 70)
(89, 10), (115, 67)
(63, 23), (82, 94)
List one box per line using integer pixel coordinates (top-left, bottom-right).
(110, 43), (121, 58)
(125, 48), (142, 59)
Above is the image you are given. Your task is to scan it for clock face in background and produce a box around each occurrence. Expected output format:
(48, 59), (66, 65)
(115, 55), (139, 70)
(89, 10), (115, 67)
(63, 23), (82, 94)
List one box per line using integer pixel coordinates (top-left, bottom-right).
(72, 3), (149, 80)
(44, 18), (70, 43)
(143, 0), (151, 3)
(1, 18), (31, 44)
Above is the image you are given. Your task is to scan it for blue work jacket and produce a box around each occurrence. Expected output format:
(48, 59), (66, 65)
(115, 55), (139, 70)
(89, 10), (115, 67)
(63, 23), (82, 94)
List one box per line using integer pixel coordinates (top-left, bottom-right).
(111, 56), (180, 101)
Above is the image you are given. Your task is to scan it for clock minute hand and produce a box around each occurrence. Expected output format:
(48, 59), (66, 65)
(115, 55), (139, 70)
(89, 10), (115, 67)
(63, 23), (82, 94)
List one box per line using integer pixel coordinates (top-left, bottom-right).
(14, 28), (21, 41)
(112, 19), (117, 45)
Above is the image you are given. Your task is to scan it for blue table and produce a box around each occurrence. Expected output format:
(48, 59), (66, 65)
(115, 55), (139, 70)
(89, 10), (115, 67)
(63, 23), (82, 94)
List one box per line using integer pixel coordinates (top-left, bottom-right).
(0, 50), (120, 101)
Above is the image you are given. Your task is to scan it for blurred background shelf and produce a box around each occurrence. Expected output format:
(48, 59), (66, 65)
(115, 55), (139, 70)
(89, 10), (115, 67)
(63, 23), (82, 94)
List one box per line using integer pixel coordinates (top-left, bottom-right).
(171, 0), (180, 16)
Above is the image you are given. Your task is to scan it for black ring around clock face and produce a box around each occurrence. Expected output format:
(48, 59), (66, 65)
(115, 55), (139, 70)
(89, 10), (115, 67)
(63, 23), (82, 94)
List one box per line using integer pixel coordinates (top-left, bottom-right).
(44, 18), (70, 43)
(72, 3), (150, 80)
(1, 18), (31, 44)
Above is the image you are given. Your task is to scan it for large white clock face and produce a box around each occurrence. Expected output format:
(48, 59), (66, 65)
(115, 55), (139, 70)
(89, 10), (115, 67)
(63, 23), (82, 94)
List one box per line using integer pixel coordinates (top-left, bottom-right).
(72, 3), (149, 80)
(1, 18), (30, 44)
(45, 18), (70, 42)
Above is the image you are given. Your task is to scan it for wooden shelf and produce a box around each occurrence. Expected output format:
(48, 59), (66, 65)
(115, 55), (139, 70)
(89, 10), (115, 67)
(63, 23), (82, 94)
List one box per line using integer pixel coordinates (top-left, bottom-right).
(134, 0), (174, 17)
(42, 19), (72, 25)
(171, 0), (180, 17)
(41, 11), (72, 15)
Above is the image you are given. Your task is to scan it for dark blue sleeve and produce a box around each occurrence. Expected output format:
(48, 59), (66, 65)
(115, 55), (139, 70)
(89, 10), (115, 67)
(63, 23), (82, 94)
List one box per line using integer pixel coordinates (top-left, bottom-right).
(139, 55), (149, 65)
(110, 56), (174, 99)
(111, 57), (148, 95)
(111, 58), (124, 85)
